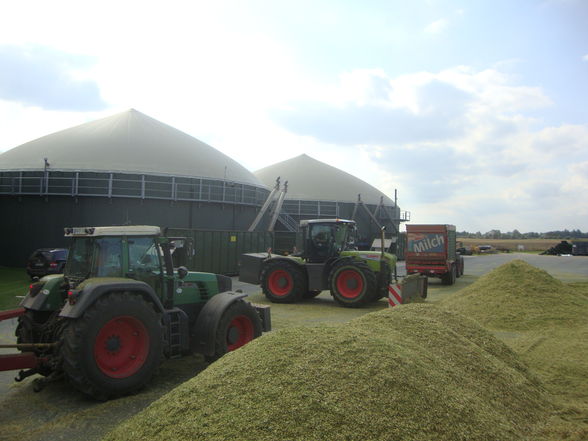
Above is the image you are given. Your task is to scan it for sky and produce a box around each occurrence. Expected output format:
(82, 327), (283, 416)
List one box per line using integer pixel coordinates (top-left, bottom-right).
(0, 0), (587, 233)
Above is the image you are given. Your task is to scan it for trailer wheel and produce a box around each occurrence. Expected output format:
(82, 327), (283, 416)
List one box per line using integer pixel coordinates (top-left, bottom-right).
(456, 256), (464, 278)
(329, 260), (377, 308)
(261, 260), (305, 303)
(207, 300), (262, 362)
(61, 292), (163, 400)
(441, 265), (457, 285)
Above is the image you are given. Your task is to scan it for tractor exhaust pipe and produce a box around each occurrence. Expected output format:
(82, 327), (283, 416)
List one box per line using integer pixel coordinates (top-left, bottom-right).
(380, 226), (386, 260)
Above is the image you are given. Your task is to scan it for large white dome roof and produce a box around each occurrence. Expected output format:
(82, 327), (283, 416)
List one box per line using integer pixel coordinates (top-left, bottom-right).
(254, 154), (393, 205)
(0, 109), (263, 186)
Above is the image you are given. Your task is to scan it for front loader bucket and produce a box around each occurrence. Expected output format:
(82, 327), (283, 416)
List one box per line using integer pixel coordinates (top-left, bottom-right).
(401, 274), (428, 301)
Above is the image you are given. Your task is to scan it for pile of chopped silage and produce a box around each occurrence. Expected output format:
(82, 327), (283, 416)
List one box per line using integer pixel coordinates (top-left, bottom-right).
(442, 260), (588, 440)
(104, 304), (549, 441)
(441, 259), (588, 331)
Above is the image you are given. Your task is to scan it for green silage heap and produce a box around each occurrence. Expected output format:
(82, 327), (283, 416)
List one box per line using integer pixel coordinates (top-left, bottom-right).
(442, 259), (588, 440)
(441, 259), (588, 331)
(104, 304), (549, 441)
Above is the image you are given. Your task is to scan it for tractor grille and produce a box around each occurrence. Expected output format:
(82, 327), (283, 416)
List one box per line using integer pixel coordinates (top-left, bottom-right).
(196, 282), (209, 301)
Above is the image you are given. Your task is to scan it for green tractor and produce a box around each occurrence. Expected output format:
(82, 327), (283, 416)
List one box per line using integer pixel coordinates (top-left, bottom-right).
(0, 226), (270, 400)
(239, 219), (397, 307)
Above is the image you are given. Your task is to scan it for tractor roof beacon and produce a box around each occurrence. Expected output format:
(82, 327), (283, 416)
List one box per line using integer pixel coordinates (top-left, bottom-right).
(239, 219), (398, 307)
(0, 225), (271, 400)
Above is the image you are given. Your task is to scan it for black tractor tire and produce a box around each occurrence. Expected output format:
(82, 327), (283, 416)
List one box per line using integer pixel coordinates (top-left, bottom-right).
(261, 260), (306, 303)
(441, 265), (457, 286)
(207, 300), (263, 362)
(15, 311), (35, 346)
(329, 260), (377, 308)
(456, 256), (465, 278)
(303, 290), (322, 299)
(61, 292), (164, 400)
(373, 261), (393, 301)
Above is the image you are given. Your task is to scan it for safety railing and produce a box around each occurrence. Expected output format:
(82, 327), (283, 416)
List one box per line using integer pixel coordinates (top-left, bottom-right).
(0, 170), (269, 206)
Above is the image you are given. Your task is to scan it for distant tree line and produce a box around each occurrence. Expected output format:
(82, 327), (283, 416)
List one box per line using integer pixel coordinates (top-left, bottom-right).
(457, 229), (588, 240)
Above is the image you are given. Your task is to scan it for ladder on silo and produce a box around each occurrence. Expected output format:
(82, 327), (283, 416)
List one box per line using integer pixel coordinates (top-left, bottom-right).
(248, 178), (281, 232)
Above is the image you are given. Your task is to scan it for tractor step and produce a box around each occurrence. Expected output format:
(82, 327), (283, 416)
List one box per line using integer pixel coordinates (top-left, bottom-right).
(164, 308), (190, 359)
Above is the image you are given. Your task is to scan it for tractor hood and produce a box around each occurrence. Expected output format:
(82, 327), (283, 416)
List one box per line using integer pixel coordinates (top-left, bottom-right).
(341, 250), (397, 266)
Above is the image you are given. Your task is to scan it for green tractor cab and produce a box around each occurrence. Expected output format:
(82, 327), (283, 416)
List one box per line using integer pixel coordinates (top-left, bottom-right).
(240, 219), (397, 307)
(0, 226), (270, 400)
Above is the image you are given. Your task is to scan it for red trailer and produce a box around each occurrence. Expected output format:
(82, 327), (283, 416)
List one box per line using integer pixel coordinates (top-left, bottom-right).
(405, 224), (464, 285)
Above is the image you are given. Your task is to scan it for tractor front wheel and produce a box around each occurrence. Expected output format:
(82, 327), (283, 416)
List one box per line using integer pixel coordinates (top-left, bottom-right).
(329, 260), (377, 308)
(207, 300), (262, 362)
(61, 292), (164, 400)
(261, 261), (305, 303)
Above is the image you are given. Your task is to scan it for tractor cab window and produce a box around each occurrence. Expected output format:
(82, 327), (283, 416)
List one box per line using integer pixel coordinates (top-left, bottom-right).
(128, 237), (161, 274)
(94, 238), (123, 277)
(170, 238), (192, 268)
(310, 225), (335, 259)
(65, 238), (94, 278)
(65, 237), (122, 278)
(340, 225), (358, 251)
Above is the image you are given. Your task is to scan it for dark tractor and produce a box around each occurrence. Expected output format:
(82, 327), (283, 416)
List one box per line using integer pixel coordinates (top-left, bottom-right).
(0, 226), (270, 400)
(240, 219), (397, 308)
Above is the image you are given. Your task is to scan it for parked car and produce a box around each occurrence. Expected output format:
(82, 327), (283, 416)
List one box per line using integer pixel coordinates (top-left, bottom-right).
(26, 248), (69, 279)
(456, 241), (473, 255)
(476, 245), (494, 253)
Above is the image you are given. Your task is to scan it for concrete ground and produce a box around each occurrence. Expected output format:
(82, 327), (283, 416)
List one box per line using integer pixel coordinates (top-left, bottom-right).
(0, 253), (587, 441)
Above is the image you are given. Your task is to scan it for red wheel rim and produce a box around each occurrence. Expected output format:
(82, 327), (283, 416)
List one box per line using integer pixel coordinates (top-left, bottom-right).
(226, 315), (254, 351)
(94, 316), (149, 378)
(336, 269), (364, 299)
(268, 269), (293, 296)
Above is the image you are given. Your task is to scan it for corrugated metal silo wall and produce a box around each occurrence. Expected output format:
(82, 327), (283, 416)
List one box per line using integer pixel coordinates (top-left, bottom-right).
(166, 228), (273, 275)
(0, 196), (261, 268)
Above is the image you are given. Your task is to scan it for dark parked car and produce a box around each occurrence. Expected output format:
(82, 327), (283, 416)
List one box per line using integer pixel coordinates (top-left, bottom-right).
(26, 248), (69, 279)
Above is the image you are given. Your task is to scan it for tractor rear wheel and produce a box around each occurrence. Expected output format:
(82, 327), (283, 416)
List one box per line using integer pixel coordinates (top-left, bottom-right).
(261, 260), (305, 303)
(207, 300), (262, 362)
(329, 260), (377, 308)
(61, 292), (164, 400)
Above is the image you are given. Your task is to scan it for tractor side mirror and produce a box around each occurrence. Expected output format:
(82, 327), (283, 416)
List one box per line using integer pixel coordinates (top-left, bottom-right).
(177, 266), (188, 279)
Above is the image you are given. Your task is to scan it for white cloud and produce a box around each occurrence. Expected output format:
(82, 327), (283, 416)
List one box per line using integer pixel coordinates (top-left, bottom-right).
(424, 18), (449, 34)
(268, 64), (588, 231)
(0, 2), (586, 232)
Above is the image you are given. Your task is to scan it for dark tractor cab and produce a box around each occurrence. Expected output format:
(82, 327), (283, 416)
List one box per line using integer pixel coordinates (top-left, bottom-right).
(300, 219), (358, 263)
